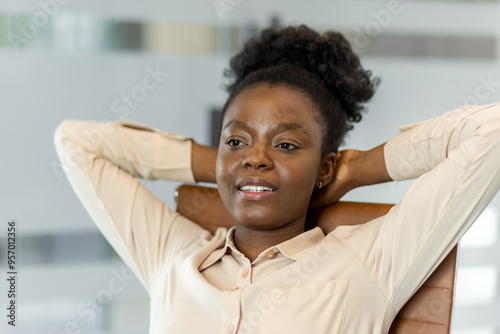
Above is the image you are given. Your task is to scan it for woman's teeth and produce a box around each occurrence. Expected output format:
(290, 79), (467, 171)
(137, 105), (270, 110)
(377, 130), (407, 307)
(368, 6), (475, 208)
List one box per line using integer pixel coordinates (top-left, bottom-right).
(239, 186), (275, 192)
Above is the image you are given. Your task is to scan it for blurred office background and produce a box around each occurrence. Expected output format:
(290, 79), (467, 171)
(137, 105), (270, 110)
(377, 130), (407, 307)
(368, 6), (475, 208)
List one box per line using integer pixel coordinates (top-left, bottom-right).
(0, 0), (499, 333)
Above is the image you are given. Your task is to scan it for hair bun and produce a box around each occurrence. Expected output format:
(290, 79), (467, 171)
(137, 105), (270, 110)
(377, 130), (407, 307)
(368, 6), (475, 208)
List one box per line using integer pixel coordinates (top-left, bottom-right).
(225, 25), (379, 123)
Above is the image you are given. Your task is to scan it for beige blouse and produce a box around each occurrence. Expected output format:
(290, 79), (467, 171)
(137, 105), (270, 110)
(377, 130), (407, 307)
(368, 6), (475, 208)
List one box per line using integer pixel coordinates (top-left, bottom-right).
(54, 103), (500, 333)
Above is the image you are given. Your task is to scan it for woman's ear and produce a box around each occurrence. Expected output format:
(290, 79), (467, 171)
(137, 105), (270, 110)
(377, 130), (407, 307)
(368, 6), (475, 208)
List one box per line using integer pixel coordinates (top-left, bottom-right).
(316, 152), (337, 188)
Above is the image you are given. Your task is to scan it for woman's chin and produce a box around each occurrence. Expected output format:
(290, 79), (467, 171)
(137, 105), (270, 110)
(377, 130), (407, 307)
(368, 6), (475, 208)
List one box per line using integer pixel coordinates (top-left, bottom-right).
(234, 217), (277, 231)
(226, 199), (308, 232)
(232, 211), (282, 231)
(232, 211), (304, 232)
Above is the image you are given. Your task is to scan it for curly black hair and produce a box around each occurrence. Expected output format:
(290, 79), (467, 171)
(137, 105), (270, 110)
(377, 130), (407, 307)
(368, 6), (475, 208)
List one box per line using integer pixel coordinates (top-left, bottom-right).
(222, 24), (379, 155)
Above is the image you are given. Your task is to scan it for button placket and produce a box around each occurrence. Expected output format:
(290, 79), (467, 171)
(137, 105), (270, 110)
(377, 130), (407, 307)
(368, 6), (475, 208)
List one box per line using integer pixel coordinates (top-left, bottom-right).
(240, 266), (253, 286)
(220, 289), (242, 334)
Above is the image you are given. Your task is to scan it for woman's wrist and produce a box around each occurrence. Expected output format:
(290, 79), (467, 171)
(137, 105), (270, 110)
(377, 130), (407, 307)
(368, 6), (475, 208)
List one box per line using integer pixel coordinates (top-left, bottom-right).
(351, 143), (392, 189)
(191, 141), (218, 183)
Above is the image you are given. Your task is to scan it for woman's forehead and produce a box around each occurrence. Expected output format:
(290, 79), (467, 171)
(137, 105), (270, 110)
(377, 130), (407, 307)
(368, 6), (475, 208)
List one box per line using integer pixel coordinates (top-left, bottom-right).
(223, 84), (319, 126)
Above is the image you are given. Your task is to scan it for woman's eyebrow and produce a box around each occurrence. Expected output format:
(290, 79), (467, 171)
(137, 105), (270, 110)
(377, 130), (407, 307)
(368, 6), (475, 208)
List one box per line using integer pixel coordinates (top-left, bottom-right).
(272, 122), (311, 138)
(222, 120), (250, 132)
(223, 121), (310, 138)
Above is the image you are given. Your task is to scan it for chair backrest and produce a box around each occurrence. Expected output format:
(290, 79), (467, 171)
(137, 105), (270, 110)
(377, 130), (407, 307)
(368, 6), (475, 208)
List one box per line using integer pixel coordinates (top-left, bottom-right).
(175, 184), (457, 334)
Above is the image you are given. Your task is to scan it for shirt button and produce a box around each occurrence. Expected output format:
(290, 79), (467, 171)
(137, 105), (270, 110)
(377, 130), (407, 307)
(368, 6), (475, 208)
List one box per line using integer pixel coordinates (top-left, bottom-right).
(242, 269), (249, 278)
(265, 250), (276, 259)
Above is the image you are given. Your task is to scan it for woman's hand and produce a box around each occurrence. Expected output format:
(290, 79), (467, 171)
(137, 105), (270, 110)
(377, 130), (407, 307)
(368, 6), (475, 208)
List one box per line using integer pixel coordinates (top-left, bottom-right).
(309, 149), (360, 210)
(309, 144), (392, 211)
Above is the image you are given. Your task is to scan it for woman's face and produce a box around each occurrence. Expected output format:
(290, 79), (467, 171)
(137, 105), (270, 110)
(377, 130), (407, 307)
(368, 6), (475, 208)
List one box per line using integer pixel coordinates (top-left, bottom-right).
(216, 84), (327, 231)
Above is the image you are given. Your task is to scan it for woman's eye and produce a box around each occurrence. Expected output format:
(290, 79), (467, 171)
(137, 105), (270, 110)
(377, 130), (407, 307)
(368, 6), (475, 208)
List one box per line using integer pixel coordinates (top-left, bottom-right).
(276, 142), (297, 150)
(226, 139), (245, 147)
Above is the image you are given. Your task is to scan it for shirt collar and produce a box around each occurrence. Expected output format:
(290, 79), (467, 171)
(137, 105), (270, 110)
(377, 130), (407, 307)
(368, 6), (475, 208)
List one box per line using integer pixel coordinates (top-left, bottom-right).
(276, 227), (325, 260)
(199, 226), (325, 271)
(198, 227), (236, 271)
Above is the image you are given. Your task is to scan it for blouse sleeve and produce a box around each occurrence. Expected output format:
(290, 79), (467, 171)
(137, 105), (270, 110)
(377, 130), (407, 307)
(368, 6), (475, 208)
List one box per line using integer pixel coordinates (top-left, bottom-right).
(334, 103), (500, 311)
(53, 119), (210, 291)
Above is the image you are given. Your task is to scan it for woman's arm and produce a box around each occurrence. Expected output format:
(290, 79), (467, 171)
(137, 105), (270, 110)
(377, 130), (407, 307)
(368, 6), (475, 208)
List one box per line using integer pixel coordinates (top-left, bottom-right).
(191, 141), (217, 183)
(54, 119), (210, 290)
(333, 103), (500, 311)
(350, 143), (392, 188)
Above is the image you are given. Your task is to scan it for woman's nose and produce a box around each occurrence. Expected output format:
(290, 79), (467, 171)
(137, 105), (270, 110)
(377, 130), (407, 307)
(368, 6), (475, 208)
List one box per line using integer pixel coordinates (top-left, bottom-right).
(241, 143), (274, 170)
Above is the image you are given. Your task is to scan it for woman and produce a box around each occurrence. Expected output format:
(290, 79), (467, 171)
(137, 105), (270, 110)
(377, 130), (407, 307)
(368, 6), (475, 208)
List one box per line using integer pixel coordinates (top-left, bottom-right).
(54, 25), (500, 333)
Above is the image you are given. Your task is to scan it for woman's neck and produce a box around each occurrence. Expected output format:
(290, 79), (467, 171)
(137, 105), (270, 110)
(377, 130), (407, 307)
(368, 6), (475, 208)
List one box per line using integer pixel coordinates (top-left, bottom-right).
(233, 223), (305, 262)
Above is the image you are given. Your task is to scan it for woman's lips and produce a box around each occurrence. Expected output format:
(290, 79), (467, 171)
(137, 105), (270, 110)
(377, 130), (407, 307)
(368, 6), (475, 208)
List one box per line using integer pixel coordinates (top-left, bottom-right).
(237, 187), (277, 200)
(237, 177), (277, 191)
(239, 185), (276, 192)
(236, 182), (278, 201)
(236, 177), (278, 200)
